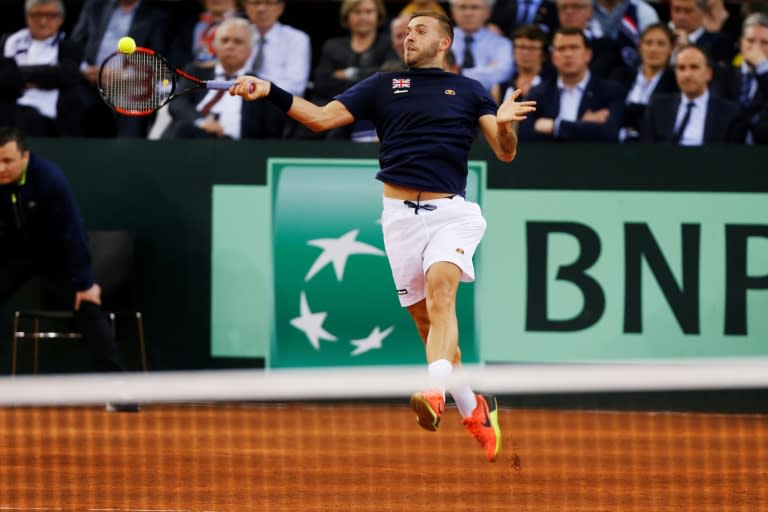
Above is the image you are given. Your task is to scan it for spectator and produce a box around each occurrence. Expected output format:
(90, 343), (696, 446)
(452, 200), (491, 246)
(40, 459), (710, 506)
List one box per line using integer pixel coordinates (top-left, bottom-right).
(752, 99), (768, 143)
(450, 0), (514, 92)
(611, 22), (679, 141)
(591, 0), (659, 68)
(556, 0), (623, 77)
(668, 0), (734, 69)
(714, 13), (768, 143)
(642, 44), (744, 144)
(492, 24), (554, 103)
(167, 0), (242, 70)
(311, 0), (390, 140)
(70, 0), (168, 138)
(0, 127), (137, 412)
(399, 0), (448, 18)
(164, 18), (284, 140)
(488, 0), (559, 36)
(381, 15), (409, 72)
(242, 0), (311, 97)
(518, 27), (625, 142)
(0, 0), (81, 137)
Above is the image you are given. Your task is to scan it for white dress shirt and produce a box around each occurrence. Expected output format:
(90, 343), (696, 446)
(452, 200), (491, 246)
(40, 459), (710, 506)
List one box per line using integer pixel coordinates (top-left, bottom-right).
(3, 29), (60, 119)
(453, 26), (514, 92)
(196, 64), (246, 139)
(674, 90), (708, 146)
(246, 22), (311, 97)
(554, 71), (591, 135)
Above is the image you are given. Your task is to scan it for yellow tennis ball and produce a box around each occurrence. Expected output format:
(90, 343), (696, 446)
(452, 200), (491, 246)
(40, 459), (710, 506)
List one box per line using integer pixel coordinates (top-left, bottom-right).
(162, 78), (170, 87)
(117, 36), (136, 55)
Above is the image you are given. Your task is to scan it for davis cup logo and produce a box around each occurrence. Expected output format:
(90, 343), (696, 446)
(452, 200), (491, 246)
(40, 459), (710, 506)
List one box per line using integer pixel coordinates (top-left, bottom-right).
(268, 158), (481, 368)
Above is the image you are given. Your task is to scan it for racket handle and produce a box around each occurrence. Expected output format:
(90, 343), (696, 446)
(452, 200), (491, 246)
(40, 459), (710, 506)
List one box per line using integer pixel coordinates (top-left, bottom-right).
(206, 80), (238, 90)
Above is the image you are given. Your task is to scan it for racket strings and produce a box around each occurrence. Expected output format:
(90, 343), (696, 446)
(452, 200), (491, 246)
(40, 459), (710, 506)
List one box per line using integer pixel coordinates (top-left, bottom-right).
(99, 50), (174, 115)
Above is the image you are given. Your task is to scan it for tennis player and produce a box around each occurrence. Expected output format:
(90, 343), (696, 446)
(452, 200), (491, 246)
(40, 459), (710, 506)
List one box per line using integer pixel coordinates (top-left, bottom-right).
(230, 11), (535, 462)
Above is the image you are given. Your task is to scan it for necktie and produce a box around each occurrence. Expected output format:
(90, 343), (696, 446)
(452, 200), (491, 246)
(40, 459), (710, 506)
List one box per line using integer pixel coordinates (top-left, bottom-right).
(517, 0), (531, 25)
(199, 75), (233, 116)
(739, 72), (755, 106)
(463, 35), (475, 69)
(672, 101), (695, 144)
(252, 37), (266, 74)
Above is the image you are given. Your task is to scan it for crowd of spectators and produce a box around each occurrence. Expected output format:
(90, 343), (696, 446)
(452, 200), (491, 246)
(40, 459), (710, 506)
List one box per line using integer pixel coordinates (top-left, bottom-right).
(1, 0), (767, 145)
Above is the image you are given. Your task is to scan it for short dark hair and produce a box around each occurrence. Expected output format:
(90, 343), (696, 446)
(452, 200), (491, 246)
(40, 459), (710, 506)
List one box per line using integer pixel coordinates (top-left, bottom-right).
(409, 10), (455, 46)
(553, 26), (590, 49)
(640, 22), (675, 47)
(676, 43), (712, 68)
(511, 24), (550, 55)
(0, 127), (29, 153)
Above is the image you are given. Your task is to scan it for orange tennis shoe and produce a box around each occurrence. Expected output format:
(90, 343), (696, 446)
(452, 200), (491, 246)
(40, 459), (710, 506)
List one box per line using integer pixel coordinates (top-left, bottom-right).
(462, 394), (501, 462)
(410, 391), (445, 432)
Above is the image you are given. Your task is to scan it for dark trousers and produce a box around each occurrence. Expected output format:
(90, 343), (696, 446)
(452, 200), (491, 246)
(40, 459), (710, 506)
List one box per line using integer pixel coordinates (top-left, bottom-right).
(1, 257), (124, 372)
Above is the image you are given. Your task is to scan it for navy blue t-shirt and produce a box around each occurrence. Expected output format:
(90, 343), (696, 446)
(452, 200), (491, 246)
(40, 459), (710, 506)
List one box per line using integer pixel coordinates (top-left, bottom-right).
(335, 67), (497, 196)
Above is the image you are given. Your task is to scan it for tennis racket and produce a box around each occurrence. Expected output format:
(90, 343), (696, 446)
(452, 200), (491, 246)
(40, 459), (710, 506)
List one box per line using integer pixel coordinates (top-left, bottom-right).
(97, 47), (241, 117)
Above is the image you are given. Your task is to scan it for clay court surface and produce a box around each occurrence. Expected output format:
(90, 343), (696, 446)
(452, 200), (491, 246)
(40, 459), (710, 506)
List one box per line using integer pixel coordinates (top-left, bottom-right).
(1, 403), (766, 511)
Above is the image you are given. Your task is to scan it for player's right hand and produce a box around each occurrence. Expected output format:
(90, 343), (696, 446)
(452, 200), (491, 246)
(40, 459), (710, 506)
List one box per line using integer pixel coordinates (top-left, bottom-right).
(230, 76), (267, 101)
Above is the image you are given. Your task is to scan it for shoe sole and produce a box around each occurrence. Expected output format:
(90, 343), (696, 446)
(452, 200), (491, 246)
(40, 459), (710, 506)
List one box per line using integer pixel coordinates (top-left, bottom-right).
(410, 393), (440, 432)
(486, 395), (501, 462)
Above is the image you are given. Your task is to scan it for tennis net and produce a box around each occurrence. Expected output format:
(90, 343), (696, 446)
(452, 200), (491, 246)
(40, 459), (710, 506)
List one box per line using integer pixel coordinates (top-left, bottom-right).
(1, 360), (767, 512)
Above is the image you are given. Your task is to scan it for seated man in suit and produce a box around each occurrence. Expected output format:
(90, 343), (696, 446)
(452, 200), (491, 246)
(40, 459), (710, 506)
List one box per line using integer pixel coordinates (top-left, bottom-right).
(668, 0), (734, 69)
(450, 0), (514, 92)
(712, 13), (768, 143)
(488, 0), (559, 35)
(518, 27), (625, 142)
(642, 44), (744, 144)
(555, 0), (624, 78)
(1, 0), (82, 137)
(164, 17), (285, 140)
(70, 0), (168, 138)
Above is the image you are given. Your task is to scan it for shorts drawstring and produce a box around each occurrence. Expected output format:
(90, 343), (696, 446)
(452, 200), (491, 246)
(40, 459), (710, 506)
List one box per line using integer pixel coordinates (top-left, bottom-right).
(403, 192), (437, 215)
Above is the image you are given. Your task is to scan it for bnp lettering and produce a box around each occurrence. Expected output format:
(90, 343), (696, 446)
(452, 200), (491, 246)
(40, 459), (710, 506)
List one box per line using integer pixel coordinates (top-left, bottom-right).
(525, 222), (768, 335)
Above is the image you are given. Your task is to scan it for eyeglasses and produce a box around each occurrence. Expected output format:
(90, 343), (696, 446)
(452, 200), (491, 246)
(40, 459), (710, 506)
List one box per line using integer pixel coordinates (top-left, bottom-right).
(515, 44), (544, 52)
(27, 12), (63, 20)
(558, 3), (590, 11)
(453, 4), (486, 11)
(244, 0), (282, 6)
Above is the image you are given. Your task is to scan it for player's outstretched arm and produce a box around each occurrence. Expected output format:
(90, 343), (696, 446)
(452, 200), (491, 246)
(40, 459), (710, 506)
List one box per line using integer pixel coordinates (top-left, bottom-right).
(230, 76), (355, 133)
(480, 88), (536, 162)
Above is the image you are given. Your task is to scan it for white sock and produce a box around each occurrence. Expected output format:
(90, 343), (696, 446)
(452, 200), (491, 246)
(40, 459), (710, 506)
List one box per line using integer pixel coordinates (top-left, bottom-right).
(450, 384), (477, 418)
(427, 359), (452, 398)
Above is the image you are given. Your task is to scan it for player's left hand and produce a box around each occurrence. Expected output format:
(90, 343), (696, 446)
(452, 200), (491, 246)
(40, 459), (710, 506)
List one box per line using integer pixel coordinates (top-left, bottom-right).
(497, 88), (536, 124)
(75, 284), (102, 311)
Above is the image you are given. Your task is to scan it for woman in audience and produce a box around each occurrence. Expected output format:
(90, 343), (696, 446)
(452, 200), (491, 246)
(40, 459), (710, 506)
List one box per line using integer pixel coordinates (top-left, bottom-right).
(311, 0), (390, 140)
(492, 24), (553, 104)
(610, 22), (679, 142)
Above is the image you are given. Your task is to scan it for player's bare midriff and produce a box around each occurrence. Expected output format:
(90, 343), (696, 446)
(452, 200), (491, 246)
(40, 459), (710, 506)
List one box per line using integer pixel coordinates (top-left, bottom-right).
(382, 182), (455, 201)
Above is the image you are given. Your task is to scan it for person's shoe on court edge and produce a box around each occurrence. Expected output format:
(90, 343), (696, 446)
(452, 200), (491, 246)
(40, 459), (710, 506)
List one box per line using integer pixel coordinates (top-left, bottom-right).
(410, 391), (445, 431)
(462, 394), (501, 462)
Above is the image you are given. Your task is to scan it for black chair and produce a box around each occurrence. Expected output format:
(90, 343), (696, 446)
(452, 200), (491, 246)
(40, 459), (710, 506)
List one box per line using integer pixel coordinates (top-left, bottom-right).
(11, 230), (148, 374)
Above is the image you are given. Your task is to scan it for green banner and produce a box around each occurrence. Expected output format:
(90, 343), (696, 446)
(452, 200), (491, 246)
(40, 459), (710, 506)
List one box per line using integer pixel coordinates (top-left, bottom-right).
(481, 190), (768, 362)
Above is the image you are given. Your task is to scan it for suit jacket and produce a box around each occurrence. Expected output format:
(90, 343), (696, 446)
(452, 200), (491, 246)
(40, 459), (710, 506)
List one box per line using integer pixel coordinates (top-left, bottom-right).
(165, 65), (287, 139)
(71, 0), (168, 66)
(641, 93), (744, 144)
(0, 33), (83, 135)
(490, 0), (559, 35)
(519, 74), (626, 142)
(610, 65), (678, 133)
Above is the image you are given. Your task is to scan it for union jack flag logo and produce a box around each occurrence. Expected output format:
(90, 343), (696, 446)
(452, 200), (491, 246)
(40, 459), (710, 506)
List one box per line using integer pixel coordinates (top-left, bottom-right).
(392, 78), (411, 89)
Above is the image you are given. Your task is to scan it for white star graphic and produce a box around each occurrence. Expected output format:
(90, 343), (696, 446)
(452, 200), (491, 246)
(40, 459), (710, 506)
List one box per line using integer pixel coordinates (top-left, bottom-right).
(289, 291), (337, 350)
(350, 325), (395, 356)
(305, 229), (385, 282)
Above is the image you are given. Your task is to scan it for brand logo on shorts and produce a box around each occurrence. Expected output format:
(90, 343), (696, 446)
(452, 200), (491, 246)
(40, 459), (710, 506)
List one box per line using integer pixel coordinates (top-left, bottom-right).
(455, 248), (465, 255)
(397, 288), (408, 295)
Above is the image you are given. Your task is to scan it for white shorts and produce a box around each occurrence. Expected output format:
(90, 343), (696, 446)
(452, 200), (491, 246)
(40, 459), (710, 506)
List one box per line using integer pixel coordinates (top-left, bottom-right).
(381, 195), (487, 307)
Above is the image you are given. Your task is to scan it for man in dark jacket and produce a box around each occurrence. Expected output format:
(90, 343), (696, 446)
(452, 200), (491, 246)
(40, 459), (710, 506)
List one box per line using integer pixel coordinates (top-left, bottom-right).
(0, 128), (137, 411)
